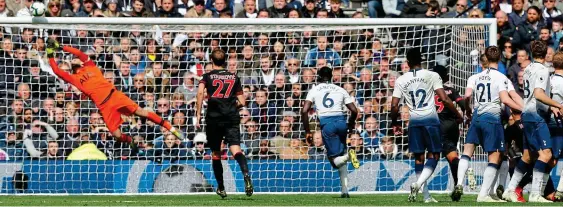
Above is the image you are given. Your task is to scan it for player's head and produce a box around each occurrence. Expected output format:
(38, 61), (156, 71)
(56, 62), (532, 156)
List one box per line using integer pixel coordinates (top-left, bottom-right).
(406, 48), (422, 68)
(211, 49), (226, 68)
(317, 66), (333, 82)
(553, 51), (563, 70)
(530, 40), (548, 59)
(433, 65), (449, 83)
(70, 58), (84, 72)
(484, 46), (501, 63)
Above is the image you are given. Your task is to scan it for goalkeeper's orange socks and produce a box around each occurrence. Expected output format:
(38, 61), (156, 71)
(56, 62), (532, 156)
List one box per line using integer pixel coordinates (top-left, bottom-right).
(212, 157), (225, 190)
(147, 112), (172, 130)
(234, 152), (249, 175)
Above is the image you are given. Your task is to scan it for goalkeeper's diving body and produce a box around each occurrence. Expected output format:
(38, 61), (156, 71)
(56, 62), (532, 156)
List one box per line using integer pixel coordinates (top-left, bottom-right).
(301, 66), (360, 198)
(45, 39), (184, 142)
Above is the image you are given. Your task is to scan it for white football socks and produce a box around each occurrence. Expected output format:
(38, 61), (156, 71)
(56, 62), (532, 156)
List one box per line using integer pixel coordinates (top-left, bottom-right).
(338, 165), (349, 194)
(457, 156), (470, 186)
(479, 164), (498, 197)
(333, 154), (350, 168)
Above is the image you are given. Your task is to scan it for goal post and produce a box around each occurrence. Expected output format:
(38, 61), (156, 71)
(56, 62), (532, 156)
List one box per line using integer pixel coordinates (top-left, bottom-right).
(0, 17), (497, 194)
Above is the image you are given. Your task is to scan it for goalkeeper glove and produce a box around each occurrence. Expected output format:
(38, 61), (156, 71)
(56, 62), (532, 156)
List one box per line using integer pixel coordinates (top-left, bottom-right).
(46, 38), (61, 58)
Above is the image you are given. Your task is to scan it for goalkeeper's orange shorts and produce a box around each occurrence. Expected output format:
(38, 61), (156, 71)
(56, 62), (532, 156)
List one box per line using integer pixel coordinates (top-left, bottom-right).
(98, 90), (139, 132)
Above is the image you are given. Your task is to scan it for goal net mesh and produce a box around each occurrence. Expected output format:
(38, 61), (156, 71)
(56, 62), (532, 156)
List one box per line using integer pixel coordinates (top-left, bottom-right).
(0, 22), (491, 194)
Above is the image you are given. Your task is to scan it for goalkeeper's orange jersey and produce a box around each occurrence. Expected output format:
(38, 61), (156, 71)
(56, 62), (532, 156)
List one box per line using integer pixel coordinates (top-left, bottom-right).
(49, 46), (117, 107)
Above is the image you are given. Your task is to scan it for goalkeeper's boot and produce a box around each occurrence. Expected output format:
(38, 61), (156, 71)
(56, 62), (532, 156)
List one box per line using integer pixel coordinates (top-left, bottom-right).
(554, 191), (563, 201)
(529, 193), (553, 203)
(496, 185), (505, 199)
(348, 149), (360, 169)
(408, 182), (420, 202)
(467, 168), (477, 190)
(216, 188), (227, 199)
(341, 193), (350, 198)
(450, 185), (463, 202)
(170, 127), (184, 140)
(244, 174), (254, 197)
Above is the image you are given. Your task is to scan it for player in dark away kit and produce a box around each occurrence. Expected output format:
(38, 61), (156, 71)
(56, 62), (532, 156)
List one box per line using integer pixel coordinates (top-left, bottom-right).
(195, 49), (253, 198)
(433, 65), (467, 194)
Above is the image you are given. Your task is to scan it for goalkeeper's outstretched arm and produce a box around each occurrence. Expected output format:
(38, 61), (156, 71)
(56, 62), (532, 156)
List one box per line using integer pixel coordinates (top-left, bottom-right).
(62, 46), (91, 63)
(48, 58), (77, 86)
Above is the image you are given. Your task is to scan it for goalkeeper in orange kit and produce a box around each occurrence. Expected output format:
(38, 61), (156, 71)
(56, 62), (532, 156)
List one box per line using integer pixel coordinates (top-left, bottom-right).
(45, 38), (184, 142)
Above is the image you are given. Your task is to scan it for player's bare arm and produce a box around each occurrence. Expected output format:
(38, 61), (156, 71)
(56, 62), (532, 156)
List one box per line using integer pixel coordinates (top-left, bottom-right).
(195, 82), (206, 129)
(236, 94), (246, 109)
(345, 103), (358, 132)
(436, 88), (463, 123)
(389, 97), (402, 135)
(301, 100), (313, 138)
(534, 88), (563, 112)
(499, 91), (523, 112)
(509, 90), (524, 109)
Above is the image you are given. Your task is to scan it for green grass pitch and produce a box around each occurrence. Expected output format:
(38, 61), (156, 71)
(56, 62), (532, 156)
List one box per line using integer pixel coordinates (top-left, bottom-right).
(1, 194), (562, 206)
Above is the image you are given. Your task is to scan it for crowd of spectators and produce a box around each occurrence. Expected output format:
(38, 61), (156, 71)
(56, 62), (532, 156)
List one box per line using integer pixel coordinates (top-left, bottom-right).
(0, 0), (555, 161)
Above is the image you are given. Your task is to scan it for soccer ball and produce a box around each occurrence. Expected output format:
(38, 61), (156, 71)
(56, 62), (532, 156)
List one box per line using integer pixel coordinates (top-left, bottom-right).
(30, 2), (46, 17)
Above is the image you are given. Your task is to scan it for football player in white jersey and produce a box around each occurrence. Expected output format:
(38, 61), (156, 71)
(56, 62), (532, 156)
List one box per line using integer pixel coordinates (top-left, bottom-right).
(503, 41), (563, 203)
(390, 49), (463, 202)
(451, 46), (523, 202)
(549, 52), (563, 201)
(302, 66), (360, 198)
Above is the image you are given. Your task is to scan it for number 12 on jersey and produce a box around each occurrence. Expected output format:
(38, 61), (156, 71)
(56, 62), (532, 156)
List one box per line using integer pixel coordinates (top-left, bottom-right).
(409, 89), (428, 109)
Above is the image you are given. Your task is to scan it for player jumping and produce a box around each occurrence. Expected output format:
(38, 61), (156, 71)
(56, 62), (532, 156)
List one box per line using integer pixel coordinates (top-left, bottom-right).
(390, 49), (463, 202)
(503, 40), (563, 203)
(45, 39), (183, 143)
(301, 66), (360, 198)
(451, 46), (522, 202)
(195, 49), (253, 198)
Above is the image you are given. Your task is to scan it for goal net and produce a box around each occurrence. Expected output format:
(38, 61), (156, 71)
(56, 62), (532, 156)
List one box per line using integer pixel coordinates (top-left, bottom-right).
(0, 17), (495, 194)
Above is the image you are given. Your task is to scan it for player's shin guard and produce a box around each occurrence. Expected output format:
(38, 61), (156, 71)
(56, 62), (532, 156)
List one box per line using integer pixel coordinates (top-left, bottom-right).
(338, 165), (349, 194)
(417, 158), (437, 186)
(212, 158), (225, 190)
(448, 157), (460, 186)
(531, 160), (547, 195)
(234, 152), (249, 175)
(457, 155), (471, 186)
(508, 160), (530, 190)
(147, 112), (172, 130)
(480, 163), (498, 198)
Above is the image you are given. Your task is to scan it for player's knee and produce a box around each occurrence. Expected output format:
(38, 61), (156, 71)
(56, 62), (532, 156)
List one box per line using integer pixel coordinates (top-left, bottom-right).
(539, 149), (553, 161)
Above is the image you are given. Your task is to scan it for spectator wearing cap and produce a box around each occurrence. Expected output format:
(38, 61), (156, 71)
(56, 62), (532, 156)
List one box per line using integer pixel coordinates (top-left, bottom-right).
(2, 126), (25, 160)
(103, 0), (121, 17)
(185, 0), (212, 17)
(513, 6), (545, 51)
(301, 0), (317, 18)
(508, 0), (527, 28)
(442, 0), (467, 18)
(120, 0), (154, 17)
(236, 0), (257, 18)
(303, 36), (342, 67)
(191, 133), (210, 159)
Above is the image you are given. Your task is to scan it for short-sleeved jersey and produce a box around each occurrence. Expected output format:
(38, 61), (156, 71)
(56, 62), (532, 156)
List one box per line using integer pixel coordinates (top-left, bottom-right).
(549, 74), (563, 127)
(199, 70), (243, 122)
(436, 84), (463, 121)
(467, 68), (510, 122)
(392, 69), (443, 126)
(523, 62), (551, 121)
(306, 83), (354, 118)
